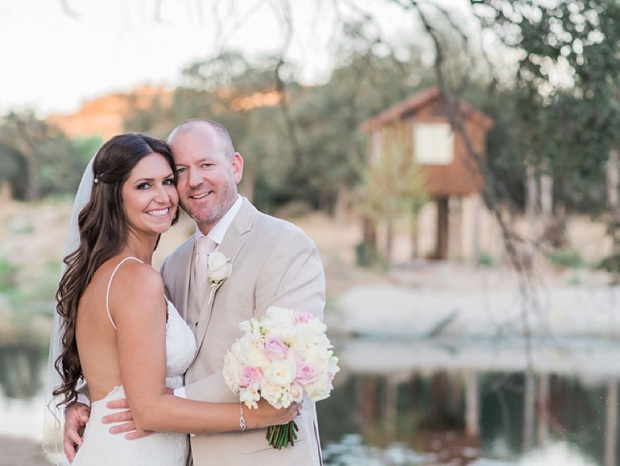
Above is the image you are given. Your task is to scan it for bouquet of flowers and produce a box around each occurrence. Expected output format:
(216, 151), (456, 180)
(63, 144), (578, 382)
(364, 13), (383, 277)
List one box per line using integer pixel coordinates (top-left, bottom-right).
(223, 306), (340, 449)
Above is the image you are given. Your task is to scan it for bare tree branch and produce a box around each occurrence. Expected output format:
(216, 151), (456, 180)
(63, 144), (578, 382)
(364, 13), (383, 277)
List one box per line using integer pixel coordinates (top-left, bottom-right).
(412, 1), (541, 379)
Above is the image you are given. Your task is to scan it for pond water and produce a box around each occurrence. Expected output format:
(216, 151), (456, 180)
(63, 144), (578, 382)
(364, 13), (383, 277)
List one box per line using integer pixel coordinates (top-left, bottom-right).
(0, 335), (618, 465)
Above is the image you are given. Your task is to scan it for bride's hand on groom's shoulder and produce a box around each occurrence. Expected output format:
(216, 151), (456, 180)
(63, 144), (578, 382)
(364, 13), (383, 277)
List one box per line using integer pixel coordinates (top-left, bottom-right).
(64, 402), (90, 462)
(102, 397), (153, 440)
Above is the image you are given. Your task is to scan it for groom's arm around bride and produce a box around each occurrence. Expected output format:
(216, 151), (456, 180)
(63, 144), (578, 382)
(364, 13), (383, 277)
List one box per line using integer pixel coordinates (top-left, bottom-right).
(160, 119), (326, 465)
(65, 119), (326, 466)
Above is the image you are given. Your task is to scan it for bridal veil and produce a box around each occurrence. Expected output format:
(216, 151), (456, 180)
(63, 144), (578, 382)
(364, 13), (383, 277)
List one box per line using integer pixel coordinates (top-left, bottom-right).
(43, 155), (95, 465)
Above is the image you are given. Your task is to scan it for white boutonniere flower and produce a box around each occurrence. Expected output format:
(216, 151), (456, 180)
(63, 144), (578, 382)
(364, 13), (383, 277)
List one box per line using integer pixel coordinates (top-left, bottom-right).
(207, 252), (232, 304)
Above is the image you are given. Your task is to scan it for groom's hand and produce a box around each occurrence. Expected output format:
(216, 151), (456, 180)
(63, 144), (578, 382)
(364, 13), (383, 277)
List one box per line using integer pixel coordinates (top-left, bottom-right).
(103, 397), (152, 440)
(64, 402), (90, 462)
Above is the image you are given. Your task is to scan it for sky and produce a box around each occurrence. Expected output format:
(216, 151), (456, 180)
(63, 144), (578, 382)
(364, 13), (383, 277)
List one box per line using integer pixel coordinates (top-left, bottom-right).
(0, 0), (472, 117)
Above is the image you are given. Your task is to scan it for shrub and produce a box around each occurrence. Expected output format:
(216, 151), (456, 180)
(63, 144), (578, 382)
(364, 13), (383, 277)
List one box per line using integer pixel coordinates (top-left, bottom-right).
(0, 258), (18, 292)
(549, 247), (583, 269)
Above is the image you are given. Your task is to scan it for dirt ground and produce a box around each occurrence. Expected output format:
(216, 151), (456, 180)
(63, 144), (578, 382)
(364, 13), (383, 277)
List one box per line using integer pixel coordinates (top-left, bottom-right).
(0, 436), (52, 466)
(0, 199), (608, 303)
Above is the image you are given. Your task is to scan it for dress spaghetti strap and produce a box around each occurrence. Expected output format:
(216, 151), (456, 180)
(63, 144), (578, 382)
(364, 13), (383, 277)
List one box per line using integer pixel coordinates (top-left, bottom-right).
(106, 257), (143, 330)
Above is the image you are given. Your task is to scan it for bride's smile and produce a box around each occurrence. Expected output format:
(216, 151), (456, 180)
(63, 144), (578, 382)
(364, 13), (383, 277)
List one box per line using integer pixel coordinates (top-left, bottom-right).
(122, 153), (179, 236)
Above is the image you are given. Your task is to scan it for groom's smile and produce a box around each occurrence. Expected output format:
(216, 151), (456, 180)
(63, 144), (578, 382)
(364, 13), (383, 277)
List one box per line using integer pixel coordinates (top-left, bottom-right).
(169, 121), (244, 235)
(190, 190), (213, 200)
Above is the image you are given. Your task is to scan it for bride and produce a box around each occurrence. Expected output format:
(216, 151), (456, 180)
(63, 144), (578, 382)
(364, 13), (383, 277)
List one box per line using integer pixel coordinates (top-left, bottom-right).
(49, 133), (298, 465)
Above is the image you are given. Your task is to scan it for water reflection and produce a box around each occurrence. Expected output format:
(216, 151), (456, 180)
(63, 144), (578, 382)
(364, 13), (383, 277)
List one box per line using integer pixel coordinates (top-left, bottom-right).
(0, 341), (44, 399)
(0, 339), (48, 444)
(0, 335), (618, 465)
(317, 336), (620, 465)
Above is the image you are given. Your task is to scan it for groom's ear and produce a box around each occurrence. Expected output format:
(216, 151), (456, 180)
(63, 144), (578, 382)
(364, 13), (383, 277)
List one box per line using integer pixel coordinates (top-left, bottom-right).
(232, 152), (244, 184)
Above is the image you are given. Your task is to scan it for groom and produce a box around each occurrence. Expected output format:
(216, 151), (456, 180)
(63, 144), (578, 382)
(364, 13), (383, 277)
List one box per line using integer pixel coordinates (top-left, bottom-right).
(64, 119), (325, 465)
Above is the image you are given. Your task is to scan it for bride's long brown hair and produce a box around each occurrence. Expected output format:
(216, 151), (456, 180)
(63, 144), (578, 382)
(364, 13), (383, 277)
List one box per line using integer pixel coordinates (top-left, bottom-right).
(53, 133), (179, 407)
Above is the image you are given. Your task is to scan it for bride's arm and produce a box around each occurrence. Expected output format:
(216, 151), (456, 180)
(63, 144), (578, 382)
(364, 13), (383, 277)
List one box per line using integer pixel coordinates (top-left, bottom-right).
(112, 265), (297, 434)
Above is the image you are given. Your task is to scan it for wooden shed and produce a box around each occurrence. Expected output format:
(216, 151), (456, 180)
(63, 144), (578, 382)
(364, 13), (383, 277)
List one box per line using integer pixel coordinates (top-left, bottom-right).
(362, 86), (494, 261)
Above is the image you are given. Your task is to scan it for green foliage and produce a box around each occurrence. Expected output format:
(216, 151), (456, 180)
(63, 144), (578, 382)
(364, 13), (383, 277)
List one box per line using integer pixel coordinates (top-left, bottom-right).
(360, 135), (429, 222)
(477, 251), (495, 267)
(548, 247), (584, 269)
(355, 241), (378, 267)
(0, 257), (18, 292)
(474, 0), (620, 214)
(0, 112), (93, 201)
(597, 253), (620, 274)
(72, 136), (103, 165)
(122, 30), (429, 213)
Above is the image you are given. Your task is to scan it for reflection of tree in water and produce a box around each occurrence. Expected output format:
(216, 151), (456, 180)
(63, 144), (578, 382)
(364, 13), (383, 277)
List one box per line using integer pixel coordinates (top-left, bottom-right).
(319, 370), (611, 465)
(481, 373), (609, 464)
(0, 343), (43, 398)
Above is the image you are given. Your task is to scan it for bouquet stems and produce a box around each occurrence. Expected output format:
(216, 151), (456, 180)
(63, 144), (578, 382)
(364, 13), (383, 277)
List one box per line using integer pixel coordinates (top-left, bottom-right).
(266, 421), (298, 449)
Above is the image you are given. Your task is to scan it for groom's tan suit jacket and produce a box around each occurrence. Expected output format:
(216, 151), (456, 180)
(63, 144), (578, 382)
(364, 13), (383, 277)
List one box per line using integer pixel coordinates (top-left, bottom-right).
(160, 198), (325, 466)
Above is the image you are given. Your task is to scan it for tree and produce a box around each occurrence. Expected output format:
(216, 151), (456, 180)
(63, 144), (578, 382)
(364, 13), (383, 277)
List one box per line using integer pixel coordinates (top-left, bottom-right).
(0, 112), (48, 201)
(472, 0), (620, 260)
(360, 132), (428, 268)
(0, 111), (92, 201)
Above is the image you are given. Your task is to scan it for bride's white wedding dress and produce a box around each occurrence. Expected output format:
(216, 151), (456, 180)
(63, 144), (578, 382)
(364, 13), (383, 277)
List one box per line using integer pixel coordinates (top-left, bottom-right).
(72, 257), (197, 466)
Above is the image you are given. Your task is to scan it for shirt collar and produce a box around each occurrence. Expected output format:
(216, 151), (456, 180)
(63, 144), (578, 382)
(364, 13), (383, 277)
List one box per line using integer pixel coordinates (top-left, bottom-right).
(195, 194), (243, 246)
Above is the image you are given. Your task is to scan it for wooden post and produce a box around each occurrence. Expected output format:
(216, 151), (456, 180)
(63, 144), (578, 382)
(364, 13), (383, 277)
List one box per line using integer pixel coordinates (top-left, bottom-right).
(607, 149), (620, 281)
(537, 373), (549, 447)
(356, 375), (378, 422)
(360, 216), (378, 266)
(526, 165), (538, 251)
(411, 210), (420, 260)
(385, 374), (399, 434)
(605, 379), (618, 466)
(523, 371), (536, 451)
(449, 196), (463, 260)
(607, 149), (619, 221)
(436, 197), (449, 260)
(470, 194), (482, 264)
(464, 370), (480, 437)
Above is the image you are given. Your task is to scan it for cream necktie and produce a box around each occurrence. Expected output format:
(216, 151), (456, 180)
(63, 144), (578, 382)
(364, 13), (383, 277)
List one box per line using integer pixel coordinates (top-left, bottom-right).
(194, 236), (217, 290)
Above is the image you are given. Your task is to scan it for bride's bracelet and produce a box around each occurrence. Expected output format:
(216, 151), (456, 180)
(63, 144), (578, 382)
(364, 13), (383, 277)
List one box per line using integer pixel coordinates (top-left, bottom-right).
(239, 402), (247, 431)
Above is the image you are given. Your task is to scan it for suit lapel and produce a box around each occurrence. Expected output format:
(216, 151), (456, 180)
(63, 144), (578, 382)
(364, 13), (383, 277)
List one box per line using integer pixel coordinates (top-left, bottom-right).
(193, 199), (256, 352)
(172, 236), (196, 322)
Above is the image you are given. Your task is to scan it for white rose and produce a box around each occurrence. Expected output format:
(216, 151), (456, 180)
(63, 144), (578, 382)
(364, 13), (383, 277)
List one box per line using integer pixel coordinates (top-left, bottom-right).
(223, 351), (241, 391)
(261, 380), (287, 408)
(289, 381), (304, 403)
(263, 359), (297, 386)
(304, 374), (332, 402)
(208, 252), (232, 283)
(303, 346), (330, 373)
(264, 307), (295, 327)
(230, 340), (242, 356)
(239, 345), (271, 369)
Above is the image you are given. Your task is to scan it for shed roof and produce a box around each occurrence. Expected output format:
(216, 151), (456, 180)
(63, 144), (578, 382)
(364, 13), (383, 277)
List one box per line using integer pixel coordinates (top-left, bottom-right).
(362, 86), (494, 132)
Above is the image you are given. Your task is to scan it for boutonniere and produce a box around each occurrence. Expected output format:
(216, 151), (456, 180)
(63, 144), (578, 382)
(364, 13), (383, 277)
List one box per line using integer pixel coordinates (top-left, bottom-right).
(207, 252), (232, 305)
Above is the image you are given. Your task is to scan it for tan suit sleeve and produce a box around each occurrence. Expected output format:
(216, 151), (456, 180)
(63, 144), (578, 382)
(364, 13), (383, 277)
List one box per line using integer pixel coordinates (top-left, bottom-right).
(254, 227), (325, 320)
(184, 226), (325, 402)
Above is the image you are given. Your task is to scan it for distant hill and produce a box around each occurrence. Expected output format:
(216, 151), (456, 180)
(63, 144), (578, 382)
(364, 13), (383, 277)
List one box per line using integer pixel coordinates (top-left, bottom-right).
(46, 84), (173, 140)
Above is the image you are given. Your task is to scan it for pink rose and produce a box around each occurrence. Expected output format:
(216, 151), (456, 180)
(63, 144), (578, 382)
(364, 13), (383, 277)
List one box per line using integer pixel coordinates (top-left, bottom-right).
(295, 312), (314, 324)
(264, 337), (289, 360)
(240, 366), (262, 388)
(295, 361), (318, 385)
